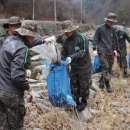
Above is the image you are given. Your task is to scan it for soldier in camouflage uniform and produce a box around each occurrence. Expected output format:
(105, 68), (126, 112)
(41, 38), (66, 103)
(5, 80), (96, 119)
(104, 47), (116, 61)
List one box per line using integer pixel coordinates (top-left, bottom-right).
(93, 13), (118, 93)
(0, 16), (21, 48)
(0, 26), (6, 47)
(0, 20), (40, 130)
(114, 25), (130, 77)
(61, 21), (92, 112)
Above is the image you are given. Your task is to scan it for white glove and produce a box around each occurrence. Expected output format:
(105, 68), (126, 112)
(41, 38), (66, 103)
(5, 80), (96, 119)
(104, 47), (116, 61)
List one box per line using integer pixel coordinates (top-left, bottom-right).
(44, 36), (56, 43)
(93, 51), (98, 56)
(26, 69), (31, 79)
(61, 57), (72, 65)
(113, 50), (117, 57)
(66, 57), (72, 64)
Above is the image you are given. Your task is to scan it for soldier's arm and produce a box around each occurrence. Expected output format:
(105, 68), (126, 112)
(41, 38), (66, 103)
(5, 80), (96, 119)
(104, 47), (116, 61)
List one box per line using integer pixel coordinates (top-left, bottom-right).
(93, 28), (100, 50)
(29, 38), (45, 48)
(70, 35), (87, 60)
(61, 41), (68, 60)
(11, 45), (30, 91)
(113, 31), (119, 51)
(124, 32), (130, 43)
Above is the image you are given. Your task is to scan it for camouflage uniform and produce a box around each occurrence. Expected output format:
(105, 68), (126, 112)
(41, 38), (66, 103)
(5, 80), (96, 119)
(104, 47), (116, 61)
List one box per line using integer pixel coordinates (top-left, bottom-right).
(0, 91), (25, 130)
(94, 13), (118, 92)
(70, 73), (92, 104)
(0, 16), (21, 48)
(115, 29), (130, 76)
(0, 20), (39, 130)
(0, 27), (6, 48)
(61, 22), (92, 111)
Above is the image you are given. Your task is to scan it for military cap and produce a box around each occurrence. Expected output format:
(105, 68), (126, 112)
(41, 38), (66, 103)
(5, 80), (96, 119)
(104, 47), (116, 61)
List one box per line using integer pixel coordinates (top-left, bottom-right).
(104, 13), (117, 23)
(15, 20), (40, 38)
(59, 20), (79, 34)
(3, 16), (21, 28)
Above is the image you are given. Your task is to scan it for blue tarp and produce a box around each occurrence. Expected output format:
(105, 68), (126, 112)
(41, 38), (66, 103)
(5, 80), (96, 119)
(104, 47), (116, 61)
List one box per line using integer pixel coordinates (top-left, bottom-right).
(47, 64), (76, 108)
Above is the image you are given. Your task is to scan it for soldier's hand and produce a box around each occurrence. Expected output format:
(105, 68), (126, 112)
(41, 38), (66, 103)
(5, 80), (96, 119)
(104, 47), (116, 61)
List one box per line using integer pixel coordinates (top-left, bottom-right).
(26, 69), (31, 79)
(43, 36), (56, 43)
(93, 50), (98, 56)
(61, 57), (72, 65)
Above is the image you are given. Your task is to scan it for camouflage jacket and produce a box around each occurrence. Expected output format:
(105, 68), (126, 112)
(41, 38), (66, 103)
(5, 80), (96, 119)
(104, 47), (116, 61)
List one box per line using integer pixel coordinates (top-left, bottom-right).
(0, 36), (30, 93)
(61, 32), (92, 74)
(93, 24), (118, 55)
(116, 30), (130, 55)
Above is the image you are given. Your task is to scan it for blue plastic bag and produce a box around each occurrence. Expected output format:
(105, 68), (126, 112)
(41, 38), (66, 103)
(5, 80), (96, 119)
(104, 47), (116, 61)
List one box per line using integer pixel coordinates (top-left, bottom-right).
(47, 64), (76, 108)
(93, 55), (102, 74)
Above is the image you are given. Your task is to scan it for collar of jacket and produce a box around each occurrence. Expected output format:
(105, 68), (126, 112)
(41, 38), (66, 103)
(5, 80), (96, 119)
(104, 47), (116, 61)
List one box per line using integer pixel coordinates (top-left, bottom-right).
(17, 35), (30, 47)
(68, 31), (77, 39)
(105, 23), (112, 29)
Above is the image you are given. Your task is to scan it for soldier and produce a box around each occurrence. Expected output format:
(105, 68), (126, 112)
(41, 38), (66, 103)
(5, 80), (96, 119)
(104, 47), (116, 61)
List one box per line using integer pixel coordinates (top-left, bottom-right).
(93, 13), (118, 93)
(0, 16), (21, 49)
(61, 22), (92, 112)
(114, 25), (130, 77)
(0, 26), (6, 47)
(0, 20), (40, 130)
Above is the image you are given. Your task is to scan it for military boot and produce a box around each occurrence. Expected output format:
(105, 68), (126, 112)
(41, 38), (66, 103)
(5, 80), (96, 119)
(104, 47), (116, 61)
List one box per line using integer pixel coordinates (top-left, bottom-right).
(76, 99), (87, 112)
(99, 77), (105, 90)
(105, 81), (113, 93)
(123, 68), (128, 78)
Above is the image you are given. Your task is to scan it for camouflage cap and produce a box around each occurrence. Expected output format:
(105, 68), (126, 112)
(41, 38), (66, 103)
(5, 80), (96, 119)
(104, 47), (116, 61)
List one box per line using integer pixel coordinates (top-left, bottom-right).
(15, 20), (40, 38)
(3, 16), (21, 28)
(104, 13), (117, 23)
(59, 20), (79, 34)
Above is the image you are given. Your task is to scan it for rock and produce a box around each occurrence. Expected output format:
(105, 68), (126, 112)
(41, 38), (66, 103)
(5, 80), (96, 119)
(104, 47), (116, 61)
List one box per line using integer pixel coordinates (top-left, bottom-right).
(120, 79), (128, 86)
(89, 109), (100, 116)
(28, 79), (41, 83)
(36, 98), (51, 107)
(121, 124), (130, 130)
(92, 81), (99, 91)
(72, 120), (88, 130)
(116, 107), (130, 115)
(33, 128), (41, 130)
(36, 103), (51, 113)
(70, 108), (93, 122)
(89, 89), (96, 98)
(111, 101), (122, 107)
(128, 88), (130, 93)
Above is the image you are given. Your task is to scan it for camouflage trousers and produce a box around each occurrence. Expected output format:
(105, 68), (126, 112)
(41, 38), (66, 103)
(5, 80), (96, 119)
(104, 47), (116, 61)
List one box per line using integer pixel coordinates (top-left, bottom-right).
(117, 54), (127, 69)
(70, 73), (92, 104)
(0, 90), (26, 130)
(98, 54), (114, 82)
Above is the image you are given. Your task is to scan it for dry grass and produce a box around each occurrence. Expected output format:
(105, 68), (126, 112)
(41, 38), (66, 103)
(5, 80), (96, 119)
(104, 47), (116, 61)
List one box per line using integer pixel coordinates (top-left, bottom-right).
(24, 44), (130, 130)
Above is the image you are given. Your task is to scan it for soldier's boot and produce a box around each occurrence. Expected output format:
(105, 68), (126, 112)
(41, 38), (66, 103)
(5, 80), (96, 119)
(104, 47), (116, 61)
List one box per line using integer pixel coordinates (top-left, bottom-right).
(123, 68), (128, 78)
(76, 99), (87, 112)
(105, 81), (113, 93)
(99, 77), (105, 90)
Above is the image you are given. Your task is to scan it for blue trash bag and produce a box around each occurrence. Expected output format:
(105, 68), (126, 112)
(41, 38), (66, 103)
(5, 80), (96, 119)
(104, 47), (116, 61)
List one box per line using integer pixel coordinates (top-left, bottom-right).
(47, 64), (76, 108)
(93, 55), (102, 74)
(128, 53), (130, 69)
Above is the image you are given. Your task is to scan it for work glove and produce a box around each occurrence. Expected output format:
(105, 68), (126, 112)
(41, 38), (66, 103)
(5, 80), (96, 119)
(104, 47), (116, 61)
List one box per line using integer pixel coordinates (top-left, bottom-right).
(26, 69), (31, 79)
(113, 50), (118, 58)
(27, 89), (40, 103)
(61, 57), (72, 65)
(43, 36), (56, 43)
(93, 50), (98, 56)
